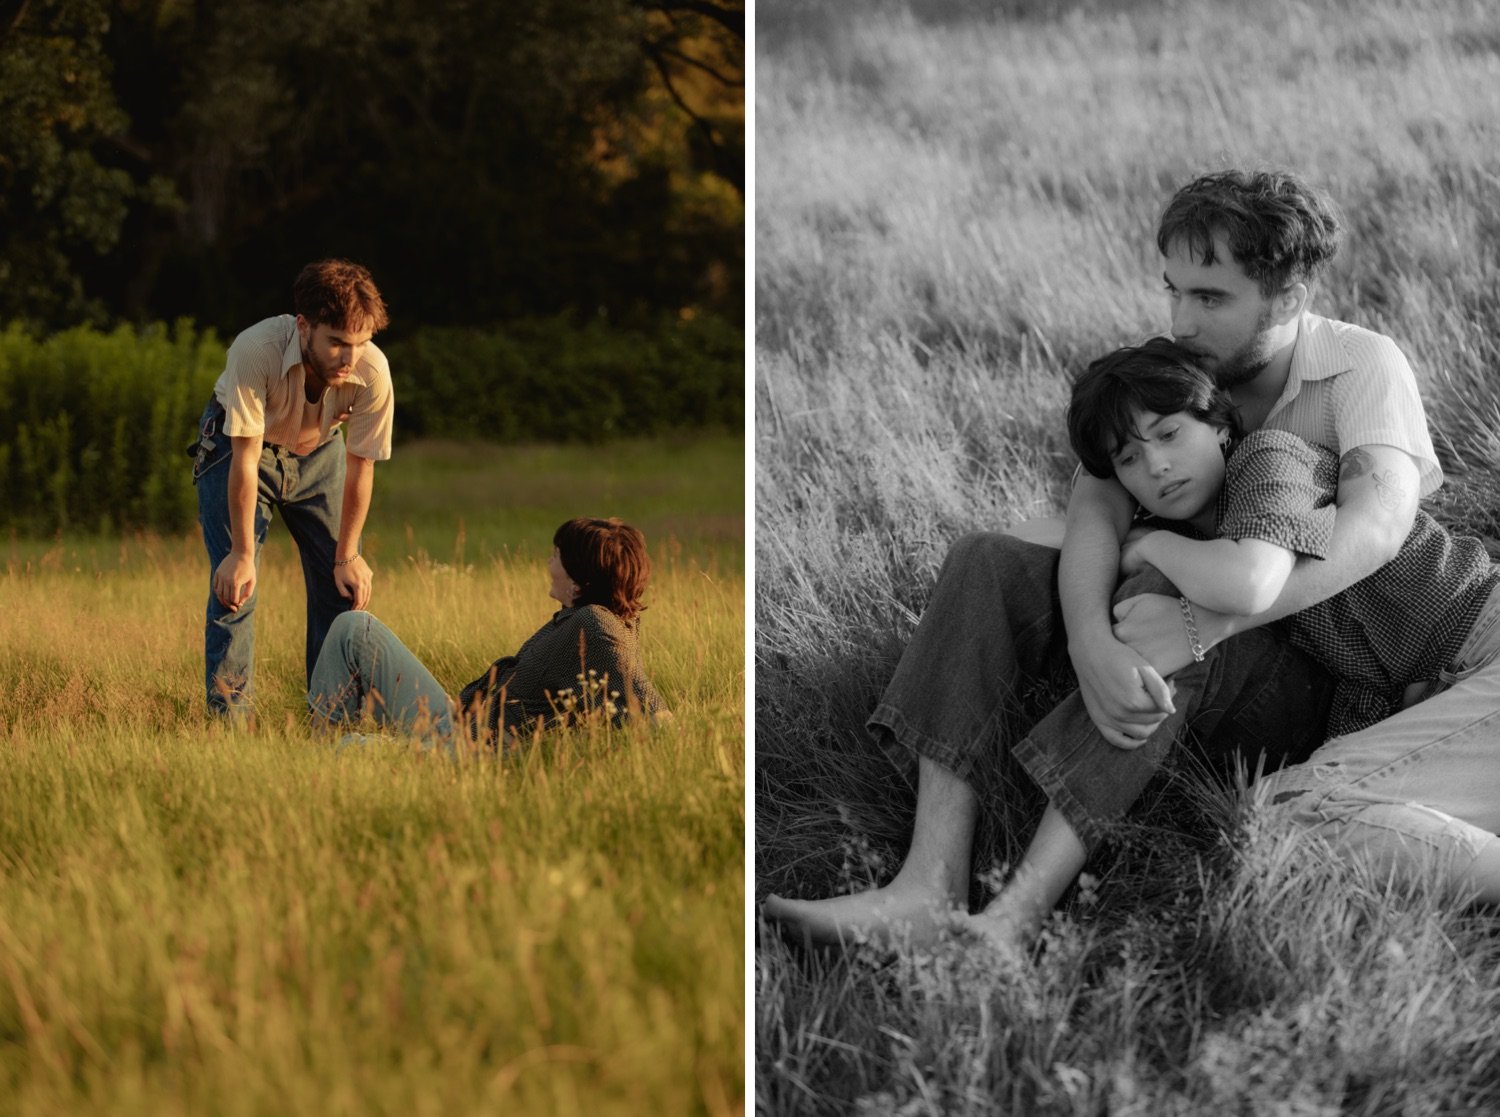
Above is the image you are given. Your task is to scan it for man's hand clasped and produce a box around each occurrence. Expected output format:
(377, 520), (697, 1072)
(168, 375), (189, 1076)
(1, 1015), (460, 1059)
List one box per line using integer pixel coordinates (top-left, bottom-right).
(1070, 636), (1176, 751)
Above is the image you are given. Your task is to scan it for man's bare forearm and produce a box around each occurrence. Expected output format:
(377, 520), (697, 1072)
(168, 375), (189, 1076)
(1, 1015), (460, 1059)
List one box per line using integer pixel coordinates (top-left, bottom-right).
(1198, 445), (1419, 646)
(337, 453), (375, 560)
(227, 440), (261, 556)
(1059, 473), (1135, 643)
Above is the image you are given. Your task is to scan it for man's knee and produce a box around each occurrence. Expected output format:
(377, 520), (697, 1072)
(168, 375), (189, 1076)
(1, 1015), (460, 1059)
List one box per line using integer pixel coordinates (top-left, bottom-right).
(1255, 764), (1339, 825)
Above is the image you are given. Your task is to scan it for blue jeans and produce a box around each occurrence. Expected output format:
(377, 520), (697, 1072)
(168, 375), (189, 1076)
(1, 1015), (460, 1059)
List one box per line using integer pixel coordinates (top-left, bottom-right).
(1258, 584), (1500, 889)
(868, 532), (1336, 850)
(307, 612), (456, 742)
(194, 399), (354, 715)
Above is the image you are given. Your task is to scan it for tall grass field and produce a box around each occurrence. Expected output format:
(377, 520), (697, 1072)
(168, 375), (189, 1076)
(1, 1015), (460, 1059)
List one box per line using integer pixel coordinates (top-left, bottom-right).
(755, 0), (1500, 1112)
(0, 433), (744, 1115)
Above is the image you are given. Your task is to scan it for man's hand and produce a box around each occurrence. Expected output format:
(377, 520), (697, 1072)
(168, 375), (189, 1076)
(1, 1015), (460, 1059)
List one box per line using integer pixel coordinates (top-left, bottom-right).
(1070, 635), (1176, 750)
(334, 555), (373, 611)
(1111, 592), (1200, 677)
(213, 551), (257, 611)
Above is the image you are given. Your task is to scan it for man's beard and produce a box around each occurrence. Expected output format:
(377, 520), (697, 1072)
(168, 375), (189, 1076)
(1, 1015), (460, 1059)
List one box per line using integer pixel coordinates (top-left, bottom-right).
(303, 348), (345, 391)
(1211, 311), (1277, 389)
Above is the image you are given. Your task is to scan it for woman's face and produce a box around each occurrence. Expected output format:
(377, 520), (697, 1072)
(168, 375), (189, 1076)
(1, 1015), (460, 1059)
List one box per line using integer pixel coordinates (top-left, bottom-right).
(1111, 409), (1228, 530)
(548, 547), (577, 607)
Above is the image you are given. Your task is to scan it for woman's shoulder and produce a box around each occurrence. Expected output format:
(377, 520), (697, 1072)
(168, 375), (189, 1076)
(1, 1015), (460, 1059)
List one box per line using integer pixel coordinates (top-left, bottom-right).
(553, 604), (636, 646)
(1231, 428), (1339, 482)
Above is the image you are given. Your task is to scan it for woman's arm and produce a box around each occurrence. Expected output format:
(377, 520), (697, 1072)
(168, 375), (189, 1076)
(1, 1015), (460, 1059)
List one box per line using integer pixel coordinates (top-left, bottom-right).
(1124, 532), (1296, 616)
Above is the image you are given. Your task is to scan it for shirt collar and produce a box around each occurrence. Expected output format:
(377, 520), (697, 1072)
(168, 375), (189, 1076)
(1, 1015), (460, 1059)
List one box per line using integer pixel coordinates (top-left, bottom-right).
(1286, 312), (1350, 388)
(1266, 312), (1348, 420)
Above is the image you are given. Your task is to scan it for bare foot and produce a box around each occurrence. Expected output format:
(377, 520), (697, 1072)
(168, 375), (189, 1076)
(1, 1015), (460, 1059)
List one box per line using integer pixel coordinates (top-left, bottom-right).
(763, 885), (964, 951)
(951, 902), (1040, 966)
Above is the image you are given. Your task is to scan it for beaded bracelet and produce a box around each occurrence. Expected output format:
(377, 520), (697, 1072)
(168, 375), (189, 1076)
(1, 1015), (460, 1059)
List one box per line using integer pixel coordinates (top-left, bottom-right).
(1178, 596), (1206, 663)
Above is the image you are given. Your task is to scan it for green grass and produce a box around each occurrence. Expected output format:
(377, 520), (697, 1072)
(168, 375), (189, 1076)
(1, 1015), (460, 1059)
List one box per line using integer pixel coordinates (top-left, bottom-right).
(755, 0), (1500, 1112)
(0, 435), (744, 1115)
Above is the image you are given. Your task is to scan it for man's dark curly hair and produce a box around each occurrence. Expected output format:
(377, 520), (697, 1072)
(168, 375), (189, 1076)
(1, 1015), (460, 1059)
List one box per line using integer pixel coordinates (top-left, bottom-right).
(1157, 169), (1343, 298)
(1068, 338), (1242, 480)
(293, 258), (390, 333)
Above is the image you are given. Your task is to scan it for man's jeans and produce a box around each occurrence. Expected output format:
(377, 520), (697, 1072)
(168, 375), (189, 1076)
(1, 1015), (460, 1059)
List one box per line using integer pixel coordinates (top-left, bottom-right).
(307, 612), (456, 743)
(1257, 584), (1500, 891)
(194, 399), (353, 715)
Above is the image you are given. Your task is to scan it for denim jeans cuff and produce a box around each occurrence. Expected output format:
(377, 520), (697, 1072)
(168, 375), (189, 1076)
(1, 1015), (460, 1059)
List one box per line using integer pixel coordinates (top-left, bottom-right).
(1012, 733), (1112, 851)
(866, 703), (977, 788)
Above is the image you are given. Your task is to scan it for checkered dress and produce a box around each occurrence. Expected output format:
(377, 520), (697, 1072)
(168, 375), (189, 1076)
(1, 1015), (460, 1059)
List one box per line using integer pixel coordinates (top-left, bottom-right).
(456, 604), (666, 744)
(1219, 430), (1500, 736)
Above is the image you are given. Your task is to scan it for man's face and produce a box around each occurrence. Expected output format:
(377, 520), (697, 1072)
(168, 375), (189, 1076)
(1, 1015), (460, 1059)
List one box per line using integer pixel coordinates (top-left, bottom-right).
(298, 317), (373, 392)
(1111, 409), (1228, 527)
(1162, 233), (1279, 389)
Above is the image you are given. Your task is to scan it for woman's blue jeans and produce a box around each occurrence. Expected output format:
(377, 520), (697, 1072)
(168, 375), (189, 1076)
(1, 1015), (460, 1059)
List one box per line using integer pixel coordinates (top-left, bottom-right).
(307, 612), (456, 741)
(194, 400), (353, 716)
(868, 531), (1337, 850)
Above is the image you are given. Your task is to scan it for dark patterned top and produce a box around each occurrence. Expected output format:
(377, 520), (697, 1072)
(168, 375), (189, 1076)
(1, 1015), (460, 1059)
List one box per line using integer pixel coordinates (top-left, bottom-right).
(456, 604), (666, 745)
(1217, 429), (1500, 737)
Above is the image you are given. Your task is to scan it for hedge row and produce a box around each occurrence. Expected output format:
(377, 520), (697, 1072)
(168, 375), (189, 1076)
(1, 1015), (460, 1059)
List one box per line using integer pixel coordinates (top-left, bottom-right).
(0, 314), (743, 534)
(0, 320), (223, 534)
(385, 312), (744, 442)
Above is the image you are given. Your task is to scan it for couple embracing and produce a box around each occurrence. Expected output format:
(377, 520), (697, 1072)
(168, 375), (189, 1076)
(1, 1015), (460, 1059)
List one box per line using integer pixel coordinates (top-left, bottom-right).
(766, 167), (1500, 954)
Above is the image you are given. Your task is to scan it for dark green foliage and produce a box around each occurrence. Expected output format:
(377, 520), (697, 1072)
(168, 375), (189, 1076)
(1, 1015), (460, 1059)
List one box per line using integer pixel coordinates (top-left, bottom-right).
(0, 320), (220, 533)
(1, 0), (744, 335)
(0, 314), (741, 533)
(389, 312), (744, 443)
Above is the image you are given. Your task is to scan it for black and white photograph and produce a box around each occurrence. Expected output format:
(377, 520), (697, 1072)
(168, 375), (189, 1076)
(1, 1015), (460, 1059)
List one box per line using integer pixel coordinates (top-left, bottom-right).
(754, 0), (1500, 1111)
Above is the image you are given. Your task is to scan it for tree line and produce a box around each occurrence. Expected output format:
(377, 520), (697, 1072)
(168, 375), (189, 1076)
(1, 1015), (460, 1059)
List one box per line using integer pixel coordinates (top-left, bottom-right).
(0, 0), (744, 337)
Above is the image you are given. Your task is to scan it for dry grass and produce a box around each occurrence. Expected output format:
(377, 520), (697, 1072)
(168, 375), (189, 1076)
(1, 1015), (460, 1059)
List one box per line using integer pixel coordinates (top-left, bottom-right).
(754, 0), (1500, 1111)
(0, 437), (745, 1115)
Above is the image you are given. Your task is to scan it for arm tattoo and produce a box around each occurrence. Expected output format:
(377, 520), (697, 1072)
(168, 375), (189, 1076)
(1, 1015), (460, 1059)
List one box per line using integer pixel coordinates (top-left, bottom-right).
(1338, 447), (1372, 483)
(1338, 448), (1407, 512)
(1371, 468), (1407, 512)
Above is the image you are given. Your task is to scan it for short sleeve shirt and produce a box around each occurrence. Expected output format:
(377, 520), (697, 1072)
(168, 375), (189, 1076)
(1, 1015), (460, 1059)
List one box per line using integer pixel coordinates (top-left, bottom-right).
(213, 315), (394, 461)
(1217, 430), (1500, 737)
(1260, 313), (1441, 497)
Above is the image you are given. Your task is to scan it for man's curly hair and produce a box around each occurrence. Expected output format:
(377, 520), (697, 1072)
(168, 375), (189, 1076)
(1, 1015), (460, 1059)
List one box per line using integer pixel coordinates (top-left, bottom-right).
(1157, 169), (1344, 298)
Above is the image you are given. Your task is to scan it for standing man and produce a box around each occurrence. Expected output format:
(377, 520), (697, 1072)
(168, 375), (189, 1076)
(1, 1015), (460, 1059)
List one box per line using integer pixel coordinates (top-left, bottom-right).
(190, 259), (394, 719)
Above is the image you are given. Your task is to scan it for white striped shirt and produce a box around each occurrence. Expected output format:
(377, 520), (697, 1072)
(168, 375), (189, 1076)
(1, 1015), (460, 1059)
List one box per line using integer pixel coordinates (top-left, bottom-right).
(1260, 312), (1441, 497)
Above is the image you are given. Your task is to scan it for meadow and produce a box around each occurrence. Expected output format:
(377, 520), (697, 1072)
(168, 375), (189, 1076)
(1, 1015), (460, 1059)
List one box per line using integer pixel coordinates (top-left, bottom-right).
(0, 433), (745, 1116)
(754, 0), (1500, 1112)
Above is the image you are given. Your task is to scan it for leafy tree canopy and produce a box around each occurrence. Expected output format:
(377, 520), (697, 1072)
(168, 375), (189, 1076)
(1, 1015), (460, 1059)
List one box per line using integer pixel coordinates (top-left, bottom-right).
(0, 0), (743, 333)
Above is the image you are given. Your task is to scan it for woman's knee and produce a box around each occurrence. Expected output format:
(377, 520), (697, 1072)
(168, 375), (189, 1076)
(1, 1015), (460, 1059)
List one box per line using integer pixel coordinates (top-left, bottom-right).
(327, 610), (368, 645)
(947, 530), (1027, 569)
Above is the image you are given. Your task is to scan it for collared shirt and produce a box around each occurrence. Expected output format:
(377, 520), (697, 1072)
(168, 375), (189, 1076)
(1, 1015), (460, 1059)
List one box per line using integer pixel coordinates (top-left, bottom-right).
(213, 314), (394, 461)
(456, 603), (667, 744)
(1216, 429), (1500, 737)
(1260, 312), (1441, 496)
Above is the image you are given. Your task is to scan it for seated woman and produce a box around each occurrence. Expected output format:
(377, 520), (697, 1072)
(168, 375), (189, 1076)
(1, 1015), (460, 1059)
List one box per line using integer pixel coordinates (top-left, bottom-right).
(308, 517), (668, 749)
